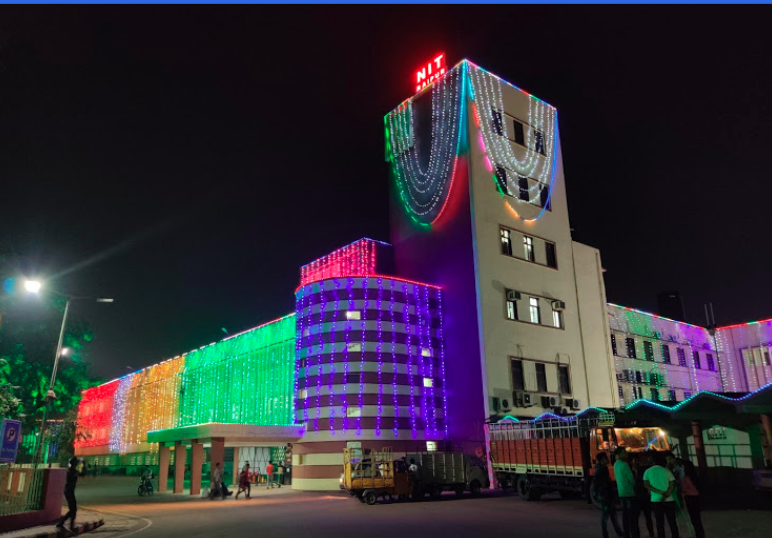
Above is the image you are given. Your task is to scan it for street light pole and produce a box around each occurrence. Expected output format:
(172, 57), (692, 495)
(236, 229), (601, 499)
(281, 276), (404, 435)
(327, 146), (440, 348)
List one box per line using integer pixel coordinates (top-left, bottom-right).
(23, 281), (114, 466)
(32, 297), (70, 466)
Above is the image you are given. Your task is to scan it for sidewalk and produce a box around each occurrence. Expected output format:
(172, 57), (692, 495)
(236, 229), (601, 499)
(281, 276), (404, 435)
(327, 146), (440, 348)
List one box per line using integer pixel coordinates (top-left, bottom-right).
(0, 508), (103, 538)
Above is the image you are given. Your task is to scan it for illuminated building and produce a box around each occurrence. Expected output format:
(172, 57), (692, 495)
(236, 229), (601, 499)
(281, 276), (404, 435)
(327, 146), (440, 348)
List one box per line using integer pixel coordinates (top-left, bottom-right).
(75, 59), (771, 491)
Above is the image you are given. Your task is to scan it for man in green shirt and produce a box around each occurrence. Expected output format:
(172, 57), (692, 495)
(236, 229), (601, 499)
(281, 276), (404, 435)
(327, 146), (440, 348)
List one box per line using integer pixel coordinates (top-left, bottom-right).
(643, 453), (679, 538)
(614, 447), (640, 538)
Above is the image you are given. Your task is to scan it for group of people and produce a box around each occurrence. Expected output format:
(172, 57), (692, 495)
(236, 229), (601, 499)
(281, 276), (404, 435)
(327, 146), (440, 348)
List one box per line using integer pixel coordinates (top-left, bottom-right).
(593, 448), (705, 538)
(209, 460), (283, 500)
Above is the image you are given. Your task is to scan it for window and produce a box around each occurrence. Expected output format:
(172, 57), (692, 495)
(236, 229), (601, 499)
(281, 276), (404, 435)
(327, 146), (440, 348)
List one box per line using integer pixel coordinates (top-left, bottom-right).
(677, 347), (687, 366)
(346, 310), (361, 320)
(668, 389), (676, 401)
(298, 389), (307, 399)
(545, 242), (557, 268)
(421, 347), (433, 358)
(492, 110), (503, 135)
(495, 165), (508, 193)
(552, 309), (564, 329)
(534, 130), (545, 155)
(511, 360), (525, 391)
(683, 391), (692, 400)
(523, 236), (535, 262)
(625, 338), (637, 359)
(512, 119), (525, 145)
(529, 297), (541, 324)
(764, 350), (771, 366)
(661, 344), (671, 364)
(692, 351), (701, 369)
(500, 228), (512, 256)
(706, 353), (716, 372)
(650, 388), (659, 401)
(426, 441), (437, 452)
(644, 341), (654, 362)
(540, 185), (551, 210)
(611, 335), (618, 356)
(423, 377), (434, 388)
(558, 366), (571, 395)
(618, 385), (624, 400)
(518, 176), (529, 201)
(635, 371), (643, 384)
(506, 294), (518, 320)
(347, 343), (362, 352)
(632, 386), (641, 400)
(346, 407), (361, 418)
(535, 363), (547, 392)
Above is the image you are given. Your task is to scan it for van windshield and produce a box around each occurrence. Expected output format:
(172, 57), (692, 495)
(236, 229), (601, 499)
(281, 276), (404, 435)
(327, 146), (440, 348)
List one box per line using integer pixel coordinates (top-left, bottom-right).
(614, 427), (668, 451)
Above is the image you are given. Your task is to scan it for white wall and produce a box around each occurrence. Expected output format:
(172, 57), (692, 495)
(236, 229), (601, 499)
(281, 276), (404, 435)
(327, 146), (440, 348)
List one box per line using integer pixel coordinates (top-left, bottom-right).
(466, 77), (613, 417)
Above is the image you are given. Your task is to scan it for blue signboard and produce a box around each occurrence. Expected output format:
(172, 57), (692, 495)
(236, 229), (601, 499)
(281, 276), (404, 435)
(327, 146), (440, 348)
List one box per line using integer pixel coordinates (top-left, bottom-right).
(1, 419), (22, 463)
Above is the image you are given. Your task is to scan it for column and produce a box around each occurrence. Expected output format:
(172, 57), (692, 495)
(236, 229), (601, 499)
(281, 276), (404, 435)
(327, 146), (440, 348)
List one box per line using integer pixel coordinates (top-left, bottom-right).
(691, 421), (708, 472)
(190, 441), (204, 496)
(761, 414), (772, 467)
(158, 445), (171, 493)
(210, 437), (225, 486)
(231, 447), (240, 487)
(173, 442), (186, 494)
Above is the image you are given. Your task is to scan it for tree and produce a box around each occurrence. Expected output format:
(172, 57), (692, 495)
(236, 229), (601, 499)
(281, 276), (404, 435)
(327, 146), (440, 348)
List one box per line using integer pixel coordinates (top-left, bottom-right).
(0, 286), (99, 462)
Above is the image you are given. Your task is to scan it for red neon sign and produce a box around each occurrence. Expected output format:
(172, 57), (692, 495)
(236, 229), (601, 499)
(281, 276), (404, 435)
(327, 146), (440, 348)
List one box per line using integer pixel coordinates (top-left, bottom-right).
(415, 53), (446, 93)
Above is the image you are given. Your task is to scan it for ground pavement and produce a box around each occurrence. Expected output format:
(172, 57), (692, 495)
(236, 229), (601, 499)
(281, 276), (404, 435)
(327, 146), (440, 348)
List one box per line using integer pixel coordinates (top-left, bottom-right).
(24, 476), (772, 538)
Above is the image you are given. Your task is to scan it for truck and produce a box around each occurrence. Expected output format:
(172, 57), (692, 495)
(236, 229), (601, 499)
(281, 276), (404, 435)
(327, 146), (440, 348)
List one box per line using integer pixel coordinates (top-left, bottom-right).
(405, 451), (490, 499)
(487, 409), (669, 502)
(341, 447), (490, 505)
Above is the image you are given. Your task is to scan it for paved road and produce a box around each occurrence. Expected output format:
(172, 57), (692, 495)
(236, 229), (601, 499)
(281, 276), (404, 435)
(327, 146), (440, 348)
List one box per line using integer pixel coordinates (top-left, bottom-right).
(71, 477), (771, 538)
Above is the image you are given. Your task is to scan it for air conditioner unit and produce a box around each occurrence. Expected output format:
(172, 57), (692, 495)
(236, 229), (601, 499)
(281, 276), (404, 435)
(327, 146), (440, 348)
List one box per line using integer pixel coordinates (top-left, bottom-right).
(570, 398), (581, 410)
(515, 392), (533, 407)
(493, 389), (513, 412)
(541, 395), (559, 408)
(507, 290), (521, 301)
(551, 300), (566, 311)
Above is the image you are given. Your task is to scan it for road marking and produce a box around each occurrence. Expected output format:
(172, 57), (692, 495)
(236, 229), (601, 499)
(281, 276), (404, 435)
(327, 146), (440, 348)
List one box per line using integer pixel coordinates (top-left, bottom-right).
(80, 506), (152, 538)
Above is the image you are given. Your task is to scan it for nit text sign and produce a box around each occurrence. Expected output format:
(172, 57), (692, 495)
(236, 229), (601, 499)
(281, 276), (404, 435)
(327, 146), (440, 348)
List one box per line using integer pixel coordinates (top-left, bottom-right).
(415, 54), (446, 93)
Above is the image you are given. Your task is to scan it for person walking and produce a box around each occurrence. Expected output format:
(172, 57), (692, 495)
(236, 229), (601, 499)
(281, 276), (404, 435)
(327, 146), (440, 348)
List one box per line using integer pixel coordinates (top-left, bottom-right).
(632, 457), (656, 538)
(210, 462), (225, 500)
(266, 461), (275, 488)
(593, 452), (624, 538)
(615, 447), (640, 538)
(57, 457), (80, 532)
(644, 453), (679, 538)
(236, 463), (252, 499)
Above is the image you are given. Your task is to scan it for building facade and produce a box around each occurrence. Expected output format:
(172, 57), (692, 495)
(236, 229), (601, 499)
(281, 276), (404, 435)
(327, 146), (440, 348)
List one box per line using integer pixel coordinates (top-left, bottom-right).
(74, 59), (772, 491)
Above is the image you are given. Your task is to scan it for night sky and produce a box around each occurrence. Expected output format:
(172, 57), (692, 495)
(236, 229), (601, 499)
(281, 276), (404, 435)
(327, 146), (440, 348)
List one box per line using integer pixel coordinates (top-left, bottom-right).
(1, 8), (770, 380)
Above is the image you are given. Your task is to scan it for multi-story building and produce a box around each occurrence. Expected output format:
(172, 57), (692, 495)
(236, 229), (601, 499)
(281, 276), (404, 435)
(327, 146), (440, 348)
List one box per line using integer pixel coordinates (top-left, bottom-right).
(74, 58), (772, 491)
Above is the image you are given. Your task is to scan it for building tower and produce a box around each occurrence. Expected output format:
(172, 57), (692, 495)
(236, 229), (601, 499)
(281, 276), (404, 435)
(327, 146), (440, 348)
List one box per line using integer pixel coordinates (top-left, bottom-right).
(292, 238), (448, 490)
(386, 58), (618, 449)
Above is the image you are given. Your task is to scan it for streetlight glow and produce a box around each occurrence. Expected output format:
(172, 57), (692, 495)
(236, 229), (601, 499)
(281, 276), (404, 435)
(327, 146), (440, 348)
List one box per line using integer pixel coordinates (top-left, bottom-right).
(24, 280), (42, 293)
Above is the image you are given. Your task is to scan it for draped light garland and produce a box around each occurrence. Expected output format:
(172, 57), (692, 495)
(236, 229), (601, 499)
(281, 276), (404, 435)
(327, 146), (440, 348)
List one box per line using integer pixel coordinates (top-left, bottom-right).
(385, 60), (558, 226)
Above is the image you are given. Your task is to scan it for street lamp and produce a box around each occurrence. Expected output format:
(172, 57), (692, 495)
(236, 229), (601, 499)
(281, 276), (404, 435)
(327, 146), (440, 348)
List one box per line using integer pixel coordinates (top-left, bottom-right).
(23, 280), (114, 465)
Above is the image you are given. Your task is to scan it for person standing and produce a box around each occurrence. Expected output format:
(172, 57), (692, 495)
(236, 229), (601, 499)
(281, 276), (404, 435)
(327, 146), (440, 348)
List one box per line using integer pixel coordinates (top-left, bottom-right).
(644, 453), (679, 538)
(632, 458), (656, 538)
(593, 452), (624, 538)
(57, 457), (80, 531)
(266, 461), (275, 488)
(667, 455), (705, 538)
(615, 448), (640, 538)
